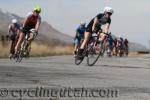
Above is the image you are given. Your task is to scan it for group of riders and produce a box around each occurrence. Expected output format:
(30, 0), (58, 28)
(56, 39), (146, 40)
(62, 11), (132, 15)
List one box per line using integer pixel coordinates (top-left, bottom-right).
(7, 5), (41, 58)
(74, 7), (129, 58)
(7, 5), (129, 59)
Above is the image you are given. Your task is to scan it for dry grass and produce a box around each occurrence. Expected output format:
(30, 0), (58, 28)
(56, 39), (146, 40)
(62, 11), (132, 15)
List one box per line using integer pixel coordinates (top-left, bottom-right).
(0, 42), (10, 58)
(31, 42), (74, 56)
(0, 41), (74, 58)
(0, 41), (149, 59)
(128, 52), (150, 58)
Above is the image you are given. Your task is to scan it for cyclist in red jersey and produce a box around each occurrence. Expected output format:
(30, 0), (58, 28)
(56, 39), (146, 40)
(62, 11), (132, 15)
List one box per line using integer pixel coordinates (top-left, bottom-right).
(15, 5), (41, 54)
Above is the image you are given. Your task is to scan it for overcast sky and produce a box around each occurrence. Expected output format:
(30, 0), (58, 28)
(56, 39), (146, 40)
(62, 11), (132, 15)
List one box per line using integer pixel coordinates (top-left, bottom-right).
(0, 0), (150, 47)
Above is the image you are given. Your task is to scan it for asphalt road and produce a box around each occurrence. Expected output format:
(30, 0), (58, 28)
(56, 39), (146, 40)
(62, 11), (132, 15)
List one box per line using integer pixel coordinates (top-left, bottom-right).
(0, 55), (150, 100)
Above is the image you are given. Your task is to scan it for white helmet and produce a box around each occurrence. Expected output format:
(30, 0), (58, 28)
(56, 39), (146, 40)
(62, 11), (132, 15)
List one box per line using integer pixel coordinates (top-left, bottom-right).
(103, 7), (114, 14)
(80, 21), (86, 26)
(12, 19), (17, 24)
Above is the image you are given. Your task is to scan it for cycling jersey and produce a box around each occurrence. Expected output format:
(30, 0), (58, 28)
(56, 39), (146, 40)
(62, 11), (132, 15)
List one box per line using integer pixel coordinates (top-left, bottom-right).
(124, 40), (129, 48)
(108, 35), (114, 46)
(8, 23), (20, 36)
(76, 25), (86, 39)
(24, 12), (41, 28)
(74, 25), (86, 45)
(86, 13), (111, 33)
(114, 39), (117, 47)
(22, 12), (41, 34)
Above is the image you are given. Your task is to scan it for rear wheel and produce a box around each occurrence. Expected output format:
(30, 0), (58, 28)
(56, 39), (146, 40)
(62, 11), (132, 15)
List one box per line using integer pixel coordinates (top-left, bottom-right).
(75, 49), (85, 65)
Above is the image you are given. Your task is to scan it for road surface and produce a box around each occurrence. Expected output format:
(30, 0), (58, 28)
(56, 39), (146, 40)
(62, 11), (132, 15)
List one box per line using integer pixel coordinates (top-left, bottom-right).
(0, 55), (150, 100)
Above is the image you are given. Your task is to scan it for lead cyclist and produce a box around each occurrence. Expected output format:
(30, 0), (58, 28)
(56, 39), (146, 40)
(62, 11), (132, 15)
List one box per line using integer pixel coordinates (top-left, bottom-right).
(15, 5), (42, 54)
(77, 7), (114, 58)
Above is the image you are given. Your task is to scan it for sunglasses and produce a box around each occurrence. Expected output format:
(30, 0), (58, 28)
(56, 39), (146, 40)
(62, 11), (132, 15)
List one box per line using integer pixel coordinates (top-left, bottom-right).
(35, 10), (40, 14)
(107, 12), (112, 16)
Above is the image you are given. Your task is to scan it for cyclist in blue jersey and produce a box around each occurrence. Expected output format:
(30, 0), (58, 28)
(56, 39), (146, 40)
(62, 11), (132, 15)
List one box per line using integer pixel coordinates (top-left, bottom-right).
(74, 22), (86, 55)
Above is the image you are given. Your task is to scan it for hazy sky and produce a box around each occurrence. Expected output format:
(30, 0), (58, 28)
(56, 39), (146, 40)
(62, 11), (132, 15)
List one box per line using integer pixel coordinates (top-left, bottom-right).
(0, 0), (150, 47)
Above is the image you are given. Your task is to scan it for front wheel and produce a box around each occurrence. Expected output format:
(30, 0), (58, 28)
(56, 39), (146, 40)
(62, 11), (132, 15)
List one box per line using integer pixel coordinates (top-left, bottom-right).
(15, 50), (23, 62)
(75, 49), (85, 65)
(75, 56), (84, 65)
(87, 41), (103, 66)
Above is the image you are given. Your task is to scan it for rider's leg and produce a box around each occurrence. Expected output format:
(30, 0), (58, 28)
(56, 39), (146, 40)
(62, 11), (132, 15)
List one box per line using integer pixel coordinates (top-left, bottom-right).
(74, 38), (79, 55)
(11, 40), (16, 54)
(9, 40), (14, 57)
(99, 32), (106, 42)
(9, 35), (15, 56)
(78, 32), (91, 56)
(80, 32), (91, 49)
(28, 33), (34, 45)
(15, 32), (25, 53)
(27, 32), (34, 51)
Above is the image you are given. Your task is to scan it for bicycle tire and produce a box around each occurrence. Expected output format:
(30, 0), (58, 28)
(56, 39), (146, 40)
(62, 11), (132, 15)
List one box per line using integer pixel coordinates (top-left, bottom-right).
(75, 49), (85, 65)
(16, 51), (23, 62)
(87, 41), (103, 66)
(75, 56), (84, 65)
(16, 40), (27, 62)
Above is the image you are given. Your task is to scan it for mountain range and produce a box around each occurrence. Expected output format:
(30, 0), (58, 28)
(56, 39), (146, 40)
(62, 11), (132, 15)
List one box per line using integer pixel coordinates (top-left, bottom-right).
(0, 9), (148, 51)
(0, 9), (73, 45)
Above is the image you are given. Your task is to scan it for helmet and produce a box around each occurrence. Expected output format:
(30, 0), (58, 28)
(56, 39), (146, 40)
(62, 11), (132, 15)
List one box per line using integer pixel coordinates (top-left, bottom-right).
(80, 21), (86, 26)
(103, 7), (114, 14)
(12, 19), (17, 24)
(34, 5), (41, 13)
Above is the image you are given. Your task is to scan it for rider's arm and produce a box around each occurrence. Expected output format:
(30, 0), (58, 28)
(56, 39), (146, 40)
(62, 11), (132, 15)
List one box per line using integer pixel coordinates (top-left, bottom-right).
(35, 17), (41, 32)
(103, 23), (110, 34)
(74, 27), (80, 38)
(103, 17), (111, 34)
(92, 17), (98, 32)
(74, 31), (78, 39)
(7, 25), (12, 36)
(73, 32), (78, 41)
(17, 27), (20, 36)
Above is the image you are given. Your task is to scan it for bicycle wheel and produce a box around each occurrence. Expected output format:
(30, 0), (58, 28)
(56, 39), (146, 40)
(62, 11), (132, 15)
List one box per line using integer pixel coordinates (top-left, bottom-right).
(16, 50), (24, 62)
(16, 40), (27, 62)
(87, 41), (103, 66)
(100, 42), (105, 57)
(75, 49), (85, 65)
(75, 56), (84, 65)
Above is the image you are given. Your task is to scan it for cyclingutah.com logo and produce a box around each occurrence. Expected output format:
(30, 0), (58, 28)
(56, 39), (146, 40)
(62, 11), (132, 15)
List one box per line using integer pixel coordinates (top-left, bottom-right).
(0, 86), (119, 99)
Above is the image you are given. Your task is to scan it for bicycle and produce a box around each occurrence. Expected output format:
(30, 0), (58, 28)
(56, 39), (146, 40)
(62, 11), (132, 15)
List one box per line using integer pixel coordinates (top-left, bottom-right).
(14, 29), (37, 62)
(116, 42), (124, 57)
(124, 47), (129, 56)
(75, 32), (106, 66)
(9, 34), (19, 60)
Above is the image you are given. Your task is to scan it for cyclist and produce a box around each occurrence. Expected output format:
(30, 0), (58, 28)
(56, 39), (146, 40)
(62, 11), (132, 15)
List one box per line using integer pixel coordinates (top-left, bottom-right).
(124, 38), (129, 55)
(119, 37), (124, 49)
(78, 7), (114, 57)
(116, 37), (124, 56)
(112, 38), (117, 56)
(74, 22), (86, 56)
(124, 38), (129, 49)
(15, 5), (41, 54)
(107, 32), (114, 56)
(7, 19), (20, 58)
